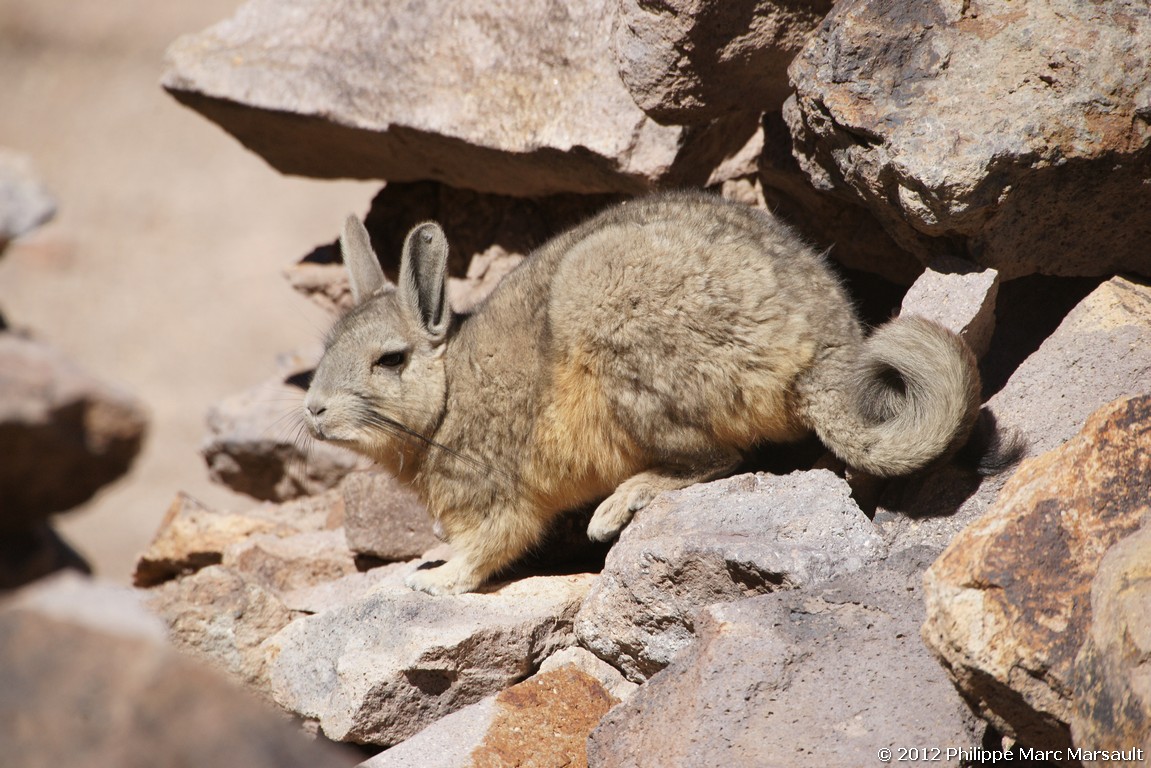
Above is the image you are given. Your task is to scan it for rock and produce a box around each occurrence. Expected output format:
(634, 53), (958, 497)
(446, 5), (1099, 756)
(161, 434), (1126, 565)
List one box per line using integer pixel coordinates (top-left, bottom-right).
(575, 470), (886, 682)
(223, 529), (358, 594)
(0, 332), (147, 525)
(202, 353), (367, 502)
(280, 561), (410, 615)
(881, 276), (1151, 551)
(265, 572), (593, 746)
(588, 547), (980, 767)
(134, 490), (343, 587)
(922, 395), (1151, 751)
(538, 646), (638, 703)
(899, 256), (999, 359)
(0, 574), (355, 768)
(144, 564), (295, 692)
(341, 470), (437, 563)
(162, 0), (758, 196)
(612, 0), (832, 124)
(786, 0), (1151, 280)
(362, 665), (617, 768)
(1071, 525), (1151, 761)
(757, 112), (924, 285)
(0, 147), (56, 253)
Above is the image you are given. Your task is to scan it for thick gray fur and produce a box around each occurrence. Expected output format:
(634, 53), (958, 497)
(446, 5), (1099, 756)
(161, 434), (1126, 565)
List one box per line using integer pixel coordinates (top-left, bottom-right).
(304, 192), (981, 594)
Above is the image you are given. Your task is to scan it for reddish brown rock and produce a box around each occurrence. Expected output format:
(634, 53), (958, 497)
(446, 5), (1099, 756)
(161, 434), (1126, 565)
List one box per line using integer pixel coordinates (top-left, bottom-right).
(362, 665), (617, 768)
(922, 395), (1151, 751)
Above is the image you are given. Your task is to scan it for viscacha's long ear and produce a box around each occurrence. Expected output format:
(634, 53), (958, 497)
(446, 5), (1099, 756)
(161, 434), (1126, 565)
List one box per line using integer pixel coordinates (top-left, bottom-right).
(398, 221), (450, 340)
(340, 215), (386, 305)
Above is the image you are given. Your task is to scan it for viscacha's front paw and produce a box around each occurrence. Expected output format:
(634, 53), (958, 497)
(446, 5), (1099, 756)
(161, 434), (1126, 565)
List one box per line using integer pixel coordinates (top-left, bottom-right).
(405, 558), (480, 595)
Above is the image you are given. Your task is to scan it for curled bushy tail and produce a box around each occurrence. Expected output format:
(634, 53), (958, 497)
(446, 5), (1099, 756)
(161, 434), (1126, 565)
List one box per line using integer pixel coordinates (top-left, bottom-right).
(798, 317), (982, 477)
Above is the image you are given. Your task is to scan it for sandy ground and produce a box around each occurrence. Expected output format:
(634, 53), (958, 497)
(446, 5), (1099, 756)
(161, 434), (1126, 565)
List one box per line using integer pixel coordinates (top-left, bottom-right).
(0, 0), (378, 581)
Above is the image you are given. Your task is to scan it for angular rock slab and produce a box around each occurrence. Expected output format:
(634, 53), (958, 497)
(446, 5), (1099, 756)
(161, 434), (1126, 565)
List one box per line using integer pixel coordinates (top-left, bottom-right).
(0, 332), (147, 524)
(588, 548), (979, 768)
(922, 396), (1151, 751)
(575, 470), (886, 682)
(1, 574), (354, 768)
(787, 0), (1151, 279)
(362, 665), (617, 768)
(900, 255), (999, 360)
(1071, 525), (1151, 761)
(612, 0), (832, 124)
(266, 573), (594, 746)
(341, 470), (437, 563)
(162, 0), (757, 196)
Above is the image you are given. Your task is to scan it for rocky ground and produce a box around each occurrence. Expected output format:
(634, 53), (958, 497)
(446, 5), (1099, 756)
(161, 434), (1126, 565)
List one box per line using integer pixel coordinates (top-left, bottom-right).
(2, 0), (1150, 767)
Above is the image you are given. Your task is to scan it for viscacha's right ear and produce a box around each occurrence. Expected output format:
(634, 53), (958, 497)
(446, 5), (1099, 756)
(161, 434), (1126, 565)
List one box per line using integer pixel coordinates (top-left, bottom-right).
(340, 215), (386, 304)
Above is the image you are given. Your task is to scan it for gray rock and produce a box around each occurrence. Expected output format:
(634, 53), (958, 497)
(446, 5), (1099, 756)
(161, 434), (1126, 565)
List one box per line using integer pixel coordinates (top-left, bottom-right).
(786, 0), (1151, 279)
(0, 332), (147, 525)
(881, 276), (1151, 551)
(575, 470), (886, 682)
(222, 528), (359, 594)
(588, 548), (979, 768)
(202, 354), (367, 502)
(341, 470), (438, 563)
(0, 148), (55, 253)
(613, 0), (832, 125)
(900, 255), (999, 359)
(266, 572), (594, 745)
(361, 665), (617, 768)
(0, 574), (355, 768)
(162, 0), (756, 196)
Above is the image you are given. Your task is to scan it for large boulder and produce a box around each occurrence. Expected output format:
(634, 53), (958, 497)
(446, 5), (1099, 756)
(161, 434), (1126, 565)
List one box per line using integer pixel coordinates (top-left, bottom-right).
(786, 0), (1151, 279)
(922, 395), (1151, 752)
(162, 0), (758, 196)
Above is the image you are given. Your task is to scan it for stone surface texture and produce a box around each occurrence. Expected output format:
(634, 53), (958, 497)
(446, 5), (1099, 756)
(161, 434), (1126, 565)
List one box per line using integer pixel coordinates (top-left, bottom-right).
(576, 470), (886, 682)
(787, 0), (1151, 279)
(162, 0), (759, 196)
(588, 548), (979, 768)
(922, 395), (1151, 751)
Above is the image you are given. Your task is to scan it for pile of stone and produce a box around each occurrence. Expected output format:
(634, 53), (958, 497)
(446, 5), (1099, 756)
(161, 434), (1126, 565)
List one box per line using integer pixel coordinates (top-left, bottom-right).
(0, 150), (148, 590)
(11, 0), (1151, 765)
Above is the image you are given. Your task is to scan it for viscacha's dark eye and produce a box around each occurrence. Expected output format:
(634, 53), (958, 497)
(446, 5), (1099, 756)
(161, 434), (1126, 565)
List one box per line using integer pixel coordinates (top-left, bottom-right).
(374, 351), (407, 369)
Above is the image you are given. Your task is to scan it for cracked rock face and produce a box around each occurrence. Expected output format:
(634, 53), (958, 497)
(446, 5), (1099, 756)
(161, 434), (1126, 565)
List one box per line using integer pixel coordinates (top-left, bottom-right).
(786, 0), (1151, 279)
